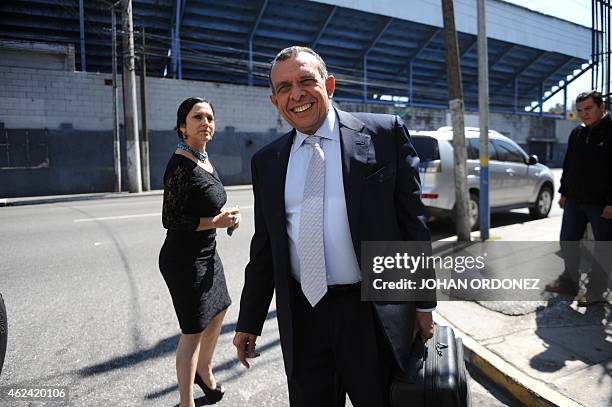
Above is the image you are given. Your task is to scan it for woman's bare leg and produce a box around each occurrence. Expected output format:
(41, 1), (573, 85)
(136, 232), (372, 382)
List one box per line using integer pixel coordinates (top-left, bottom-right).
(196, 309), (228, 388)
(176, 332), (203, 407)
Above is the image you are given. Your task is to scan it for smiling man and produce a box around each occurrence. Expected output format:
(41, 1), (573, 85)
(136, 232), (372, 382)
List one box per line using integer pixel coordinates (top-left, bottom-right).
(267, 50), (332, 135)
(233, 46), (436, 406)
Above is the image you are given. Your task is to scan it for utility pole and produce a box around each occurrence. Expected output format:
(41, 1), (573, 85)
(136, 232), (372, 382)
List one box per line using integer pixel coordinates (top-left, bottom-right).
(78, 0), (86, 71)
(441, 0), (471, 241)
(477, 0), (490, 240)
(121, 0), (142, 192)
(111, 4), (121, 192)
(140, 25), (150, 191)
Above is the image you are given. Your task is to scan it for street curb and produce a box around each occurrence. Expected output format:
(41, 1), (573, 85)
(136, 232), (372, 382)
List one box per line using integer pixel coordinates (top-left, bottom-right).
(0, 191), (163, 207)
(434, 313), (583, 407)
(225, 185), (253, 192)
(0, 185), (252, 207)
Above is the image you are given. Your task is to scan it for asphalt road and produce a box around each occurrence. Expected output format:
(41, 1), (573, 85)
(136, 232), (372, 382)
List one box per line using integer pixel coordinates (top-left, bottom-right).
(0, 190), (526, 406)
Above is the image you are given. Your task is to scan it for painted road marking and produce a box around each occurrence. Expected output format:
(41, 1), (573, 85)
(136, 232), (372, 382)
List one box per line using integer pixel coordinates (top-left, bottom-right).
(74, 206), (253, 222)
(74, 213), (159, 222)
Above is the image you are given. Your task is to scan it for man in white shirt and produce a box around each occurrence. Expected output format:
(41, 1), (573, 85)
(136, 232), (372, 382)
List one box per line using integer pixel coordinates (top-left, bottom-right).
(234, 46), (435, 407)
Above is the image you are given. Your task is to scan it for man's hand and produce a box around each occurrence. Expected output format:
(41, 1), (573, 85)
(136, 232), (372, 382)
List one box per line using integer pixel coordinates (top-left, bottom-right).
(559, 195), (567, 209)
(413, 311), (434, 344)
(601, 205), (612, 219)
(233, 332), (259, 368)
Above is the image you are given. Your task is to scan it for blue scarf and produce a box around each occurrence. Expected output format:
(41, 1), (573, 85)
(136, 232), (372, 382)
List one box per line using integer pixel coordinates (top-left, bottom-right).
(177, 141), (208, 161)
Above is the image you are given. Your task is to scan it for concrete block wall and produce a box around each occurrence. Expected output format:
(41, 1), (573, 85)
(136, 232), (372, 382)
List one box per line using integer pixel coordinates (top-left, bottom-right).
(0, 63), (578, 143)
(555, 119), (578, 144)
(0, 66), (292, 197)
(1, 64), (579, 197)
(0, 67), (114, 130)
(144, 78), (288, 134)
(489, 113), (556, 144)
(0, 66), (289, 134)
(337, 102), (448, 130)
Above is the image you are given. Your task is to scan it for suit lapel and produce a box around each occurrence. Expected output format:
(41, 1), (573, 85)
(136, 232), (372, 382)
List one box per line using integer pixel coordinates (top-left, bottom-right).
(264, 131), (294, 237)
(267, 112), (370, 266)
(336, 109), (370, 259)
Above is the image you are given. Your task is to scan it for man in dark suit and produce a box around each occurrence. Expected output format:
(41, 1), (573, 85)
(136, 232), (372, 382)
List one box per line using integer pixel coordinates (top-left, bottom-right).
(233, 46), (436, 407)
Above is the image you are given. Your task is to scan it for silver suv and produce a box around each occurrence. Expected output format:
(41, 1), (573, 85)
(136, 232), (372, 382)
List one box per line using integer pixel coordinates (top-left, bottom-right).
(411, 127), (555, 230)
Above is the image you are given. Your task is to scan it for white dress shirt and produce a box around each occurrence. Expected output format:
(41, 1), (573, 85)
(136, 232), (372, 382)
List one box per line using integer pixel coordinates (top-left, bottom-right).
(285, 108), (361, 285)
(284, 108), (436, 312)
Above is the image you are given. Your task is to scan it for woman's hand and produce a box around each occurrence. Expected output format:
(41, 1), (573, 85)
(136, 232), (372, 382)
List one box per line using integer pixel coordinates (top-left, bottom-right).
(212, 208), (240, 229)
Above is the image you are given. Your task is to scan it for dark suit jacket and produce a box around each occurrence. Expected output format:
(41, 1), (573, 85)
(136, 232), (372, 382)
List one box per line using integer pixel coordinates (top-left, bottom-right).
(236, 108), (436, 376)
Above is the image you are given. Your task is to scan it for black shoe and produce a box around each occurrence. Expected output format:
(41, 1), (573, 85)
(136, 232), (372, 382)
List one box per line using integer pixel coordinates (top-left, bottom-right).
(194, 372), (225, 404)
(577, 297), (607, 307)
(544, 278), (578, 296)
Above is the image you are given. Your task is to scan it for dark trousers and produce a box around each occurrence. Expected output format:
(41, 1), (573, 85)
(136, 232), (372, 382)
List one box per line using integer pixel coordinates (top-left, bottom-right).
(559, 198), (612, 297)
(287, 279), (395, 407)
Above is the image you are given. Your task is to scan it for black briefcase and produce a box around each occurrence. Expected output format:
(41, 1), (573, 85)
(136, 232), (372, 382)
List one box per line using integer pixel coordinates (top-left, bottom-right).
(390, 324), (470, 407)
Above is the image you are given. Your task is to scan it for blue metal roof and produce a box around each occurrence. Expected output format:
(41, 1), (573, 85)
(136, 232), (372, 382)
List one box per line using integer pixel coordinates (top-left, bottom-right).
(0, 0), (590, 113)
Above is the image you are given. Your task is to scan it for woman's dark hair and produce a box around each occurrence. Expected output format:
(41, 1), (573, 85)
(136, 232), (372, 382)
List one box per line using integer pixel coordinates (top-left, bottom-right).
(176, 97), (215, 139)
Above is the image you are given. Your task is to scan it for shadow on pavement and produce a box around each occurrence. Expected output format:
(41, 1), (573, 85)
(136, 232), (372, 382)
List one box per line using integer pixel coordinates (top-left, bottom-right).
(144, 338), (282, 401)
(167, 395), (227, 406)
(78, 334), (179, 377)
(531, 297), (612, 404)
(79, 310), (279, 376)
(429, 210), (535, 241)
(60, 204), (147, 349)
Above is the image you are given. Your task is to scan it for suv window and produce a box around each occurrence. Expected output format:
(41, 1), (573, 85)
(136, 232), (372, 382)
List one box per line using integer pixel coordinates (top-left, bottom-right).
(492, 139), (526, 164)
(466, 138), (497, 160)
(467, 138), (478, 160)
(411, 136), (440, 162)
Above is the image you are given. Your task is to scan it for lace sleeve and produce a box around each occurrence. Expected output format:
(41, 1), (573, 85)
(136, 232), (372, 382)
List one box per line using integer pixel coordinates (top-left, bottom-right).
(162, 163), (200, 231)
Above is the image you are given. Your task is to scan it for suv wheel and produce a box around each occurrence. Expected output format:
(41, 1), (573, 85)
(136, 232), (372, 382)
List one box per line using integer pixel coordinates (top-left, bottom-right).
(530, 184), (553, 219)
(468, 192), (479, 231)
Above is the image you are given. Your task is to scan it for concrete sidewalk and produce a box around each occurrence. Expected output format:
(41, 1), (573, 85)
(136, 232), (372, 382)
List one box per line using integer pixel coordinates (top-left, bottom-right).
(436, 215), (612, 407)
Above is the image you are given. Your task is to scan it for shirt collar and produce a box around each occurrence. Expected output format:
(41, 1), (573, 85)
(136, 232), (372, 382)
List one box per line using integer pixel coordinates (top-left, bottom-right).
(293, 107), (338, 149)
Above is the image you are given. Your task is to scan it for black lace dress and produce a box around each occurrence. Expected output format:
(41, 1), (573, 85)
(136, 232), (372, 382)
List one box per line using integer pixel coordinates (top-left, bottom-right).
(158, 154), (231, 334)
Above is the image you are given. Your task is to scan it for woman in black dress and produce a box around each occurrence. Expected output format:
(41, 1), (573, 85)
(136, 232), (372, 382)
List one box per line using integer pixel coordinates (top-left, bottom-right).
(159, 97), (239, 407)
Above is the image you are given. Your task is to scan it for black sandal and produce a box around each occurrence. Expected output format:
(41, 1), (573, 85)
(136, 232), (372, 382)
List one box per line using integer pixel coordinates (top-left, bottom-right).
(194, 372), (225, 403)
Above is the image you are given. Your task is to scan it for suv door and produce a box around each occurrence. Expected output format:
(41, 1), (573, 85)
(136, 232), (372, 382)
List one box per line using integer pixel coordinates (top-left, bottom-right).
(491, 139), (531, 204)
(467, 138), (504, 207)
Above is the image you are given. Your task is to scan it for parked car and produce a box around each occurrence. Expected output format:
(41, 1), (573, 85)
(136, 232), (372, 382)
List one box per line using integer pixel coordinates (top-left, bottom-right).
(411, 127), (555, 230)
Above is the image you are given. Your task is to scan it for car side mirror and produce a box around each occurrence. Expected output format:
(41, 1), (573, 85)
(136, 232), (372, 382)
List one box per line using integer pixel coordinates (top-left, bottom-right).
(528, 154), (538, 165)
